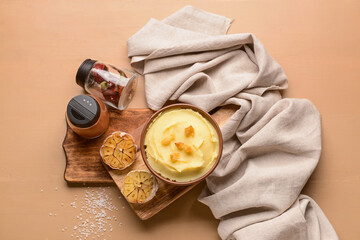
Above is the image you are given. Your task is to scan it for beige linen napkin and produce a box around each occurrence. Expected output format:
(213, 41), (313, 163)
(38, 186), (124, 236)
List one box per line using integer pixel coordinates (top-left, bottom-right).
(127, 6), (338, 240)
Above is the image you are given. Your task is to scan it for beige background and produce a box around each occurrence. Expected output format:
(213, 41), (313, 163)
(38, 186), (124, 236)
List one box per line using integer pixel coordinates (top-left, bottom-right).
(0, 0), (359, 239)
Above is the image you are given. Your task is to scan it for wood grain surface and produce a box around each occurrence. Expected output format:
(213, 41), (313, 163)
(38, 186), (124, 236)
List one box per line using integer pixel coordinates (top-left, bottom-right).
(63, 109), (154, 183)
(63, 106), (235, 219)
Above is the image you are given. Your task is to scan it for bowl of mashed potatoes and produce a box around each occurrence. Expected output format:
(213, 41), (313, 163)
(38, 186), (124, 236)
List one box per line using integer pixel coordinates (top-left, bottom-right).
(140, 104), (223, 185)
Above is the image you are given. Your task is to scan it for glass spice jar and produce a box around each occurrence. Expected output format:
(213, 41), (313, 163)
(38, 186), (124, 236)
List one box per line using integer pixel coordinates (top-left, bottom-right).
(66, 95), (109, 139)
(76, 59), (138, 110)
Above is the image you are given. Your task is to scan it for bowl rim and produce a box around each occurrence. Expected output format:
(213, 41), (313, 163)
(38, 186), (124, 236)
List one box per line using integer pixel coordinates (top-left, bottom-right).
(140, 103), (223, 186)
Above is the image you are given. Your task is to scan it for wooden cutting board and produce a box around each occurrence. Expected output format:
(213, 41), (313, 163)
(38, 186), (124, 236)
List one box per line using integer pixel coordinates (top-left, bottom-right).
(63, 107), (235, 220)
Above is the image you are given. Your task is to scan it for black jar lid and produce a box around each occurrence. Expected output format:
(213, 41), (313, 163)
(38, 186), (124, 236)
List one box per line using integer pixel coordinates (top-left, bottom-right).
(66, 95), (100, 128)
(76, 59), (97, 88)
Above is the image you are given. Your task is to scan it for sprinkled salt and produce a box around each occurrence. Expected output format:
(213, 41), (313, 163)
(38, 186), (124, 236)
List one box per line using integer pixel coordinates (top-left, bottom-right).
(69, 187), (120, 239)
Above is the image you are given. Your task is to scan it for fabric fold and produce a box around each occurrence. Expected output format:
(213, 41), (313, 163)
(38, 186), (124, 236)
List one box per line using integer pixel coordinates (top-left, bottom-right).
(127, 5), (338, 240)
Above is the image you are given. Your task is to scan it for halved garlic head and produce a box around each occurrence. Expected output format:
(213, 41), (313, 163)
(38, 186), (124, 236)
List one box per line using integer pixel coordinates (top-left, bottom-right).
(100, 131), (137, 170)
(121, 170), (158, 204)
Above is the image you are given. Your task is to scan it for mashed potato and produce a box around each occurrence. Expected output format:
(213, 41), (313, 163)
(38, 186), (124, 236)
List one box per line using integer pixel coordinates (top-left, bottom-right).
(144, 108), (219, 182)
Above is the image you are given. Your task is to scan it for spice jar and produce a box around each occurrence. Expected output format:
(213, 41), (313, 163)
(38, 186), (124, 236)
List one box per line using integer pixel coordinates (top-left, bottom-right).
(66, 95), (109, 139)
(76, 59), (138, 110)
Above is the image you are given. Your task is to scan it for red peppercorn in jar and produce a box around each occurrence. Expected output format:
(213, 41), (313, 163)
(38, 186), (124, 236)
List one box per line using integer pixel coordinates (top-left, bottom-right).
(76, 59), (138, 110)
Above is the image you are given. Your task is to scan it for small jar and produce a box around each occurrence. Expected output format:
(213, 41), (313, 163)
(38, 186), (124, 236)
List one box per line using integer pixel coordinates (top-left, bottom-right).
(66, 95), (109, 139)
(76, 59), (138, 110)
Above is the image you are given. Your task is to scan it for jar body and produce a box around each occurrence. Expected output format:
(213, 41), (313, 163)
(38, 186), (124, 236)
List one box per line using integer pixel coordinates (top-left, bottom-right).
(66, 96), (109, 139)
(84, 61), (137, 110)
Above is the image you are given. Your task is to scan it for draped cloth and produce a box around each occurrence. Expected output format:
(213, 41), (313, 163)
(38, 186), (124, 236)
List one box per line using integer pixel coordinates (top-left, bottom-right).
(127, 6), (338, 240)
